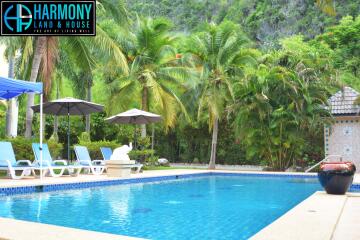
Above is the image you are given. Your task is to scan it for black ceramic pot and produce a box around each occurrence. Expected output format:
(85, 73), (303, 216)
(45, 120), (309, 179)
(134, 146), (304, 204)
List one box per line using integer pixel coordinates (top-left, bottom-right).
(318, 162), (356, 195)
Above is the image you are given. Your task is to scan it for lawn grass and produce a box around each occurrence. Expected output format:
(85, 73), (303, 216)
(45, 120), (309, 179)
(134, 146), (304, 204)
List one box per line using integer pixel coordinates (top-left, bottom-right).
(142, 166), (193, 171)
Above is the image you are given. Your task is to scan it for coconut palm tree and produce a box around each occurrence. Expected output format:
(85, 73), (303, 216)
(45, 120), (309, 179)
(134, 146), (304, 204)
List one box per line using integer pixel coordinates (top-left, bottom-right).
(106, 17), (195, 136)
(24, 0), (130, 138)
(184, 21), (256, 169)
(0, 38), (16, 136)
(0, 37), (34, 137)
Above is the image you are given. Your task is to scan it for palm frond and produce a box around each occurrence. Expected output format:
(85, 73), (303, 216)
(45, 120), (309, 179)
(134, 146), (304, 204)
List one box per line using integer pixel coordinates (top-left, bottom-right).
(97, 0), (130, 25)
(95, 25), (129, 75)
(19, 37), (34, 74)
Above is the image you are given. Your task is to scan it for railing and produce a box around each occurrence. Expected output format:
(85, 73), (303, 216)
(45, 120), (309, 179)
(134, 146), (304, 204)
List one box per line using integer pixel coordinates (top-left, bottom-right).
(305, 155), (343, 173)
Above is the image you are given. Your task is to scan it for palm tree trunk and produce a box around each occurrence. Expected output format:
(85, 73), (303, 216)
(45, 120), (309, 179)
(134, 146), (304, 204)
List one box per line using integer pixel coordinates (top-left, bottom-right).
(8, 98), (18, 137)
(25, 37), (46, 138)
(6, 55), (18, 137)
(53, 83), (60, 138)
(85, 77), (92, 133)
(209, 117), (219, 169)
(141, 87), (149, 138)
(53, 115), (59, 136)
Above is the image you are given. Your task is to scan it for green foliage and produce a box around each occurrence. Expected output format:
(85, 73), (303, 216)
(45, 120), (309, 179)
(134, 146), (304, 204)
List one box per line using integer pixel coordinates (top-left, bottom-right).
(129, 149), (155, 162)
(154, 123), (254, 165)
(316, 0), (336, 16)
(145, 154), (159, 166)
(315, 16), (360, 88)
(0, 137), (63, 161)
(78, 132), (91, 142)
(0, 104), (6, 138)
(136, 136), (151, 149)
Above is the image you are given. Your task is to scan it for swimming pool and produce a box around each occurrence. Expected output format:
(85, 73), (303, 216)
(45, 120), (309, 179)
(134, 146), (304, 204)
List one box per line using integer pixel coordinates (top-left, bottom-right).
(0, 174), (321, 239)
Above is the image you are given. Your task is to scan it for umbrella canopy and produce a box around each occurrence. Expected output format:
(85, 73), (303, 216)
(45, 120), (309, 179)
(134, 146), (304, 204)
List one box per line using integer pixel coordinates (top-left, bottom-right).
(105, 108), (162, 124)
(0, 77), (45, 179)
(32, 97), (104, 160)
(31, 97), (103, 115)
(106, 109), (162, 150)
(0, 76), (43, 99)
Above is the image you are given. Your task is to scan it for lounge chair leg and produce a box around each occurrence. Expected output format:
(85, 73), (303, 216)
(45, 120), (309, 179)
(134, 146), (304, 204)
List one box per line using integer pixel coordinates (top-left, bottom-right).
(90, 166), (105, 175)
(48, 168), (65, 177)
(8, 169), (27, 180)
(71, 167), (82, 177)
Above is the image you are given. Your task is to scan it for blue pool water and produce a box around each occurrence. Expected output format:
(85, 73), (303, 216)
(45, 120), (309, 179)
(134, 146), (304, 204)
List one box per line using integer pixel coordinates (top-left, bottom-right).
(0, 175), (321, 239)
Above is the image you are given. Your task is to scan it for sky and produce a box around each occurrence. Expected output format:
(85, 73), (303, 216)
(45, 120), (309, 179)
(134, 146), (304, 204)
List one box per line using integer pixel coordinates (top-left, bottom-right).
(0, 44), (9, 77)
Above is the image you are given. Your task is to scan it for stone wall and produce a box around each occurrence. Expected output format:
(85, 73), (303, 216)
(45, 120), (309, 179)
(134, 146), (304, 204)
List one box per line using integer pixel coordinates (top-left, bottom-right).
(325, 116), (360, 172)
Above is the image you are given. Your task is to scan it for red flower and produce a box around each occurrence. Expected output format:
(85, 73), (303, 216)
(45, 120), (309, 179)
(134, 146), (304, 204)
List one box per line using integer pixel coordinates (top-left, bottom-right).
(320, 162), (355, 172)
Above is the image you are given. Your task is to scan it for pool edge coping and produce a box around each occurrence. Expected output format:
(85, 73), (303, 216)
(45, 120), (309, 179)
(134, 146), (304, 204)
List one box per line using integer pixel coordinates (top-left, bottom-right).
(0, 170), (359, 240)
(0, 217), (146, 240)
(0, 170), (359, 196)
(250, 191), (360, 240)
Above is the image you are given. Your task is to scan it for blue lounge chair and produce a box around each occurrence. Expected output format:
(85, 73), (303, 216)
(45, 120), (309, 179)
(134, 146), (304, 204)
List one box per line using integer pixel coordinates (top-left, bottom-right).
(0, 142), (34, 179)
(101, 147), (143, 173)
(32, 143), (82, 177)
(74, 146), (106, 175)
(100, 147), (112, 160)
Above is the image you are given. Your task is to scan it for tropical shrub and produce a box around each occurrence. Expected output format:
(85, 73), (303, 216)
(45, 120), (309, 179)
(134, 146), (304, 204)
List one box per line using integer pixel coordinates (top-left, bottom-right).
(129, 149), (155, 163)
(230, 37), (336, 170)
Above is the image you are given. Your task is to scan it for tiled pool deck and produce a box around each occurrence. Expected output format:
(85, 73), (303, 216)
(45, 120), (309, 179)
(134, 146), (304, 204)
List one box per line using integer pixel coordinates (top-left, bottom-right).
(0, 169), (359, 240)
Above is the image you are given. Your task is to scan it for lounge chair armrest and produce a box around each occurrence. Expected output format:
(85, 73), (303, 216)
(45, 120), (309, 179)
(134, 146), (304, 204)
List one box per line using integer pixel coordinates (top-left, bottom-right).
(4, 159), (12, 167)
(92, 160), (105, 164)
(16, 160), (32, 166)
(53, 160), (68, 165)
(79, 160), (91, 165)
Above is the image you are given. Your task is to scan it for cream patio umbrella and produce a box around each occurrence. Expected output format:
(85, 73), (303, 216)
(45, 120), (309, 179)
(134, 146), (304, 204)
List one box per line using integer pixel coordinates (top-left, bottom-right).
(32, 97), (104, 160)
(105, 108), (162, 149)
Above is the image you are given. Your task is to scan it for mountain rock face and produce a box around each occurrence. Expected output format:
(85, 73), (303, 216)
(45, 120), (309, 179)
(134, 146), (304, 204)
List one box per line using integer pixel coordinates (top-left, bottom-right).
(126, 0), (359, 48)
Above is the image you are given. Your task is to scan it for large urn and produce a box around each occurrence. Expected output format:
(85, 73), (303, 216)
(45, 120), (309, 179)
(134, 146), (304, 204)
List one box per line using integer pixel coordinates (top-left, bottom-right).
(318, 162), (356, 195)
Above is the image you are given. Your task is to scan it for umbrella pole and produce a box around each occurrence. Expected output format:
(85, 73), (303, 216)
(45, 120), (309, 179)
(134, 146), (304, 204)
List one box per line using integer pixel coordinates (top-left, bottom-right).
(151, 124), (154, 151)
(39, 94), (43, 180)
(134, 125), (136, 150)
(67, 105), (70, 161)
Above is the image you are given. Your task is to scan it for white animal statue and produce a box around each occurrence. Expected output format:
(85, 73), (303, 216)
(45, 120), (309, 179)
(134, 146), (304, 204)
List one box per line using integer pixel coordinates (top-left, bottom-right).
(110, 142), (133, 162)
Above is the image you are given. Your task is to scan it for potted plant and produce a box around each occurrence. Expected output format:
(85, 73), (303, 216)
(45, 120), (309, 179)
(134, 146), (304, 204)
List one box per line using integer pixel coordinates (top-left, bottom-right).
(318, 161), (356, 195)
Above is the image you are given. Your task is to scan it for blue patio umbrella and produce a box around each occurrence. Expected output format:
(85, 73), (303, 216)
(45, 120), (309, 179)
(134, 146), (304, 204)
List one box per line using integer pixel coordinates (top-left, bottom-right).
(0, 77), (42, 99)
(0, 77), (45, 178)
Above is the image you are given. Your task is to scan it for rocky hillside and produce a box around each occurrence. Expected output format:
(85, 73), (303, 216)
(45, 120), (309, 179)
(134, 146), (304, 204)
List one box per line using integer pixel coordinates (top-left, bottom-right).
(126, 0), (359, 48)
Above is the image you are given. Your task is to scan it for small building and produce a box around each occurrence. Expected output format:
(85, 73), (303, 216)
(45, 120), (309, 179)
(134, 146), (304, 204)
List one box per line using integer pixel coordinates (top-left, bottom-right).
(325, 87), (360, 172)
